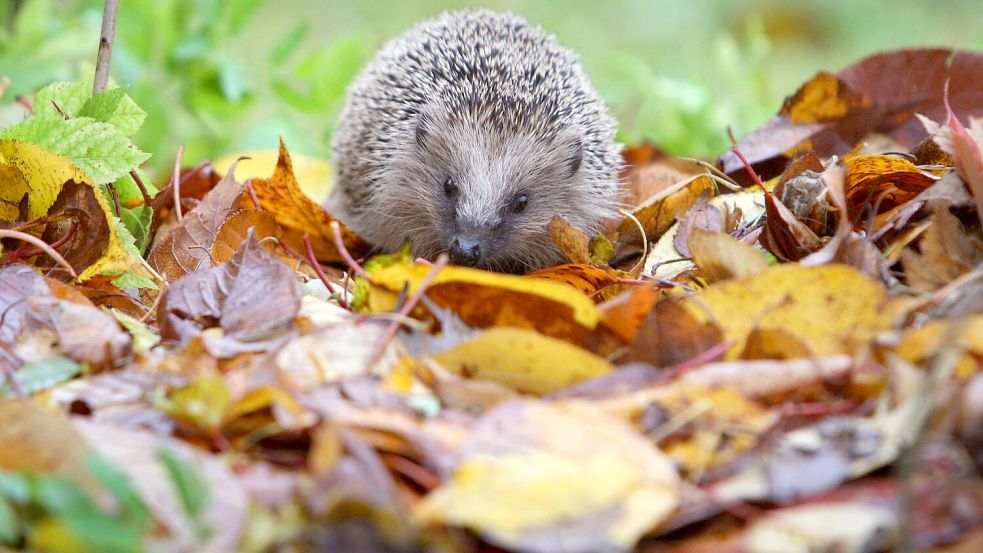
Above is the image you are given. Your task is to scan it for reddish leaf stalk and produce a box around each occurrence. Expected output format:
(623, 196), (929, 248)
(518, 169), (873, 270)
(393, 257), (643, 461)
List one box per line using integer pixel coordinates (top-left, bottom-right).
(665, 340), (735, 379)
(10, 222), (79, 261)
(727, 128), (765, 188)
(303, 233), (349, 309)
(171, 144), (185, 221)
(14, 96), (32, 112)
(128, 169), (152, 207)
(330, 220), (370, 280)
(179, 160), (211, 186)
(0, 229), (78, 278)
(246, 180), (261, 210)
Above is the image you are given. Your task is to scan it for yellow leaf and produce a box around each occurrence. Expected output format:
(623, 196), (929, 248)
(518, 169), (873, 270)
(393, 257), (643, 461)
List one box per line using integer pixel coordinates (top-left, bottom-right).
(0, 140), (156, 284)
(415, 400), (679, 551)
(895, 316), (983, 379)
(213, 148), (334, 204)
(160, 375), (229, 430)
(657, 387), (777, 475)
(684, 264), (893, 358)
(225, 385), (307, 423)
(433, 327), (613, 395)
(368, 262), (604, 339)
(618, 174), (715, 244)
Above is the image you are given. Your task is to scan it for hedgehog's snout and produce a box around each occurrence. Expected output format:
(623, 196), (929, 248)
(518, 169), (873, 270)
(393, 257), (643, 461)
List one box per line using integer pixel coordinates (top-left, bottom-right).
(449, 237), (481, 266)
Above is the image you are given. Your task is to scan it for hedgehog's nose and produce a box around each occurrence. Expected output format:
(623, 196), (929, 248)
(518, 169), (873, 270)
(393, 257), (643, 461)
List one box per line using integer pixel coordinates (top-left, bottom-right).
(449, 238), (481, 266)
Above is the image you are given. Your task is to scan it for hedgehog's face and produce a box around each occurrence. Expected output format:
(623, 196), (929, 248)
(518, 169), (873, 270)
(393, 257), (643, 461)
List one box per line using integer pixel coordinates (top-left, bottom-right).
(389, 107), (599, 272)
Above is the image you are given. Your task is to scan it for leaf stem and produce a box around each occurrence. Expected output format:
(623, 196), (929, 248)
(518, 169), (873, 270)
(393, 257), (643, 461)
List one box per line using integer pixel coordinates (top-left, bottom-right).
(171, 144), (185, 221)
(0, 229), (78, 278)
(330, 221), (370, 280)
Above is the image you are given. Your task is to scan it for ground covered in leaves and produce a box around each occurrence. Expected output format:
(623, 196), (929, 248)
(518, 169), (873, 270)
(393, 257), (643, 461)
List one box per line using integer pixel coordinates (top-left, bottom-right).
(1, 47), (983, 552)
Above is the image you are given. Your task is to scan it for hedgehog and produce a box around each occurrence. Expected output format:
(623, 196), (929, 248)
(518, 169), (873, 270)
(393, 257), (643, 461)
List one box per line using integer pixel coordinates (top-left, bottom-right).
(328, 9), (622, 271)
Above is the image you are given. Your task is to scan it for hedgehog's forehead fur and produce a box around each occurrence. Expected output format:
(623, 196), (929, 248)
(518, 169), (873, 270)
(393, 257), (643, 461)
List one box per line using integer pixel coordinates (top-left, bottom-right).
(330, 9), (623, 271)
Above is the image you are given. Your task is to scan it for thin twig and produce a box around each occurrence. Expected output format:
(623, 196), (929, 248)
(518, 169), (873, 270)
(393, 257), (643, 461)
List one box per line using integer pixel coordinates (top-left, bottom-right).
(107, 182), (121, 217)
(329, 221), (370, 280)
(366, 254), (449, 371)
(128, 169), (152, 206)
(10, 222), (79, 261)
(727, 128), (765, 188)
(303, 233), (348, 309)
(14, 96), (32, 112)
(171, 144), (185, 221)
(93, 0), (120, 95)
(0, 229), (77, 278)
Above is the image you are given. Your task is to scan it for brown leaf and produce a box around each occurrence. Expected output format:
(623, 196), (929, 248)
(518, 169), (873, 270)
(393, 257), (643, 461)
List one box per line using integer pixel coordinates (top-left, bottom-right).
(210, 208), (283, 265)
(526, 263), (615, 299)
(148, 164), (247, 282)
(36, 180), (110, 277)
(157, 229), (301, 357)
(760, 188), (825, 261)
(618, 174), (716, 247)
(687, 228), (769, 282)
(620, 298), (724, 367)
(901, 204), (983, 291)
(547, 215), (592, 265)
(721, 48), (983, 183)
(0, 264), (130, 369)
(248, 139), (370, 262)
(673, 193), (722, 258)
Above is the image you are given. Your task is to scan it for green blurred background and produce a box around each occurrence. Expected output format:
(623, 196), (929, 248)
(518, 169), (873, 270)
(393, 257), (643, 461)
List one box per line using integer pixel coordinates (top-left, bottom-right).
(2, 0), (981, 178)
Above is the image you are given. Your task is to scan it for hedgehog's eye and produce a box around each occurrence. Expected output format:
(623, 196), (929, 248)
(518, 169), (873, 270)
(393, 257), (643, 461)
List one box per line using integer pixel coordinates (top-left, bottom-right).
(510, 192), (528, 213)
(443, 177), (458, 197)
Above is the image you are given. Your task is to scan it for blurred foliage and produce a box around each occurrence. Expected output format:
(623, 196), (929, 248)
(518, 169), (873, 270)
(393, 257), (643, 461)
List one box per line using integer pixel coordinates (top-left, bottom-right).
(1, 0), (980, 179)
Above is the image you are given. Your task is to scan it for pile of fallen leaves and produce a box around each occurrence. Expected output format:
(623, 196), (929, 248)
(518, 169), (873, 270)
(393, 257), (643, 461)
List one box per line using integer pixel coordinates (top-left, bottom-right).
(1, 47), (982, 552)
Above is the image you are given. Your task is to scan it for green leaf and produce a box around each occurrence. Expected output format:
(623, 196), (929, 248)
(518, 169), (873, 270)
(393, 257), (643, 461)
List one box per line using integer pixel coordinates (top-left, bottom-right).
(0, 498), (21, 545)
(32, 476), (95, 515)
(1, 116), (151, 184)
(110, 309), (160, 353)
(59, 508), (145, 553)
(103, 169), (156, 254)
(85, 455), (150, 530)
(33, 80), (91, 120)
(3, 356), (80, 398)
(158, 448), (209, 519)
(78, 88), (148, 137)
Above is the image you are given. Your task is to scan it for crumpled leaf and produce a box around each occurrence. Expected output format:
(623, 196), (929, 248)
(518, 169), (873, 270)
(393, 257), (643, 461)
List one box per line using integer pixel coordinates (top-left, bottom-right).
(157, 230), (301, 357)
(0, 264), (131, 369)
(900, 204), (983, 291)
(147, 162), (247, 282)
(432, 327), (613, 395)
(415, 400), (679, 553)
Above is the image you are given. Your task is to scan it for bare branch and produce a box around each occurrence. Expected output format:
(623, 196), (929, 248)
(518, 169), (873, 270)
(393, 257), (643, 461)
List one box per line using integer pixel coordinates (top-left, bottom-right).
(93, 0), (120, 95)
